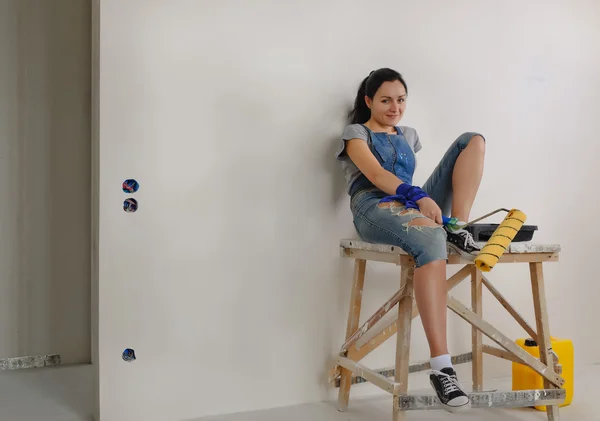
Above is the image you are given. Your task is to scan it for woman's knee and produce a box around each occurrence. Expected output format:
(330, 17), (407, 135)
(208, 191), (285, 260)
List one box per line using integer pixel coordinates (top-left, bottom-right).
(404, 219), (448, 267)
(457, 132), (486, 151)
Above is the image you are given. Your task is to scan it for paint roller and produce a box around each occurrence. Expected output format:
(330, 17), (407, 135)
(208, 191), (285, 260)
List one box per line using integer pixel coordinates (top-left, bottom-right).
(444, 208), (527, 272)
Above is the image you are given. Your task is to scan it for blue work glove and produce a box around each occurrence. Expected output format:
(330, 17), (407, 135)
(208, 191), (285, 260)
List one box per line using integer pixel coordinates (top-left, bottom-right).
(395, 183), (429, 202)
(379, 183), (429, 209)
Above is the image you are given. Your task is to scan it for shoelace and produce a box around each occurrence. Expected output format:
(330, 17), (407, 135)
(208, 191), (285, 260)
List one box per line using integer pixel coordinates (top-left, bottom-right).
(457, 230), (478, 250)
(432, 370), (462, 394)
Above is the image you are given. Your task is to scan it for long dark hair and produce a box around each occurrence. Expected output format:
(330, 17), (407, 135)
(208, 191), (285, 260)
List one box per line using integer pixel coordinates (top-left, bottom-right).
(348, 68), (408, 124)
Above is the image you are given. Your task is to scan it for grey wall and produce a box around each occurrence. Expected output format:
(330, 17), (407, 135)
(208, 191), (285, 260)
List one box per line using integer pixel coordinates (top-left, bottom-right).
(0, 0), (91, 364)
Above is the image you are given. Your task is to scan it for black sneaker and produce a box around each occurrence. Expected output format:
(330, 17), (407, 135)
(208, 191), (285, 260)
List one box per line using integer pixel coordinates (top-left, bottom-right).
(445, 227), (480, 261)
(429, 367), (470, 412)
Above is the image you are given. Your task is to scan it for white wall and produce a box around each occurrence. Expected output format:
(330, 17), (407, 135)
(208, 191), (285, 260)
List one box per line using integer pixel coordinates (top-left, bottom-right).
(0, 0), (91, 364)
(97, 1), (600, 420)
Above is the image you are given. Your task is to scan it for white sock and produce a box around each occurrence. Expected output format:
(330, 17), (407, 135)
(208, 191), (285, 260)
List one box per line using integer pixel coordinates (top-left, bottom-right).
(430, 354), (453, 371)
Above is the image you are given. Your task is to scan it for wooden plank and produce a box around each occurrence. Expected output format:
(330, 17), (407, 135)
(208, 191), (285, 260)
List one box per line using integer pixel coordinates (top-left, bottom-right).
(496, 253), (558, 263)
(434, 253), (558, 265)
(395, 389), (566, 411)
(340, 239), (408, 254)
(340, 239), (561, 255)
(530, 262), (560, 421)
(341, 248), (402, 264)
(337, 259), (366, 411)
(336, 356), (400, 394)
(482, 345), (522, 364)
(450, 253), (559, 265)
(346, 260), (366, 339)
(405, 351), (473, 374)
(471, 267), (483, 391)
(393, 267), (414, 421)
(342, 248), (557, 265)
(340, 285), (407, 353)
(447, 295), (564, 388)
(509, 244), (561, 253)
(334, 353), (474, 388)
(481, 274), (538, 342)
(345, 318), (396, 368)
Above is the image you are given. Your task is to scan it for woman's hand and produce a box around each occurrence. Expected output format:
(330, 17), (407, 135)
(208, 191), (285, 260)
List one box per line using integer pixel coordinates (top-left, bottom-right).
(416, 197), (443, 225)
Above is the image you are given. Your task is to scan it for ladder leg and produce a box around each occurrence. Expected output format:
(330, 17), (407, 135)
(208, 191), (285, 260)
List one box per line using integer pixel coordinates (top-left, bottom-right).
(530, 262), (560, 421)
(393, 266), (414, 421)
(472, 266), (483, 391)
(337, 259), (366, 411)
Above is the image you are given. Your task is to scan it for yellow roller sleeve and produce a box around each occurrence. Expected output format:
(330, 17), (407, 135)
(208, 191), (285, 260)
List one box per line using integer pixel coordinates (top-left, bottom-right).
(474, 209), (527, 272)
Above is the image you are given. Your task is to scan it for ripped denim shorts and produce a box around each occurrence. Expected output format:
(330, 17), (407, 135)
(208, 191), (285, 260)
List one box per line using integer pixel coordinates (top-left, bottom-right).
(350, 188), (448, 268)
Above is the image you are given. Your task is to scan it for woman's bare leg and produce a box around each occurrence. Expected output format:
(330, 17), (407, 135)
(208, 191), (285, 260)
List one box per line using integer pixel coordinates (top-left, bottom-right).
(413, 259), (448, 357)
(451, 135), (485, 222)
(406, 218), (448, 357)
(404, 217), (470, 411)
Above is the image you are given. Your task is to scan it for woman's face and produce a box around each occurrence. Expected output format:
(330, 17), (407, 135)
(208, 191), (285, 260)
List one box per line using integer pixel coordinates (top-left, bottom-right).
(366, 80), (407, 127)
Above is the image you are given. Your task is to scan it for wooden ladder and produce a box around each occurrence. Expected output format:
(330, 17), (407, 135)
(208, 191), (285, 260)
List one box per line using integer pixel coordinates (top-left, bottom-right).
(329, 239), (565, 420)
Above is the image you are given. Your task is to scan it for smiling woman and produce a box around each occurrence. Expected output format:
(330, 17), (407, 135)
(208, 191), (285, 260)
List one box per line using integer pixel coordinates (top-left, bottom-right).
(349, 68), (408, 128)
(335, 67), (487, 412)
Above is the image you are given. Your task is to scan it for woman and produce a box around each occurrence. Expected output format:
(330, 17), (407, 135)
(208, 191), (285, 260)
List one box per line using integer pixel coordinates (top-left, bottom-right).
(335, 68), (486, 412)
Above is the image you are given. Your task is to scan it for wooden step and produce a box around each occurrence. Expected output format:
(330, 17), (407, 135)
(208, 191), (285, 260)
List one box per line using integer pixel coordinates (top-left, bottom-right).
(334, 352), (473, 387)
(395, 389), (565, 411)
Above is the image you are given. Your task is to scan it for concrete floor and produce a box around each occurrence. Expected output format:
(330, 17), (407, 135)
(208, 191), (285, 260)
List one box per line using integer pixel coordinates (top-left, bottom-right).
(0, 363), (597, 421)
(0, 363), (94, 421)
(201, 365), (598, 421)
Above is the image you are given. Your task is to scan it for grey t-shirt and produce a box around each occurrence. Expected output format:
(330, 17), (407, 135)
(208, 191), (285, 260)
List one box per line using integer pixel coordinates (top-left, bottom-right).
(335, 124), (422, 194)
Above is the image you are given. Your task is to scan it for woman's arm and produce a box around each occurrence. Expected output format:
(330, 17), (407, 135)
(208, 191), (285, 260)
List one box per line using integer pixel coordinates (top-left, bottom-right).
(345, 138), (442, 223)
(345, 138), (404, 195)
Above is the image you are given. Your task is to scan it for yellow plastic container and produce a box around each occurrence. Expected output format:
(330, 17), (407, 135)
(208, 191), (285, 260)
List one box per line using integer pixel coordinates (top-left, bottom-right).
(512, 337), (574, 410)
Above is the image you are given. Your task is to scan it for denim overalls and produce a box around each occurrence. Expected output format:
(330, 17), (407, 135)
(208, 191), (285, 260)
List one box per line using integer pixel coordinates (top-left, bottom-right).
(349, 126), (484, 267)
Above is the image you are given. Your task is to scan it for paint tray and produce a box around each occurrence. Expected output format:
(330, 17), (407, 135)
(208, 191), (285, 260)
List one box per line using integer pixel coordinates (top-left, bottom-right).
(465, 224), (538, 242)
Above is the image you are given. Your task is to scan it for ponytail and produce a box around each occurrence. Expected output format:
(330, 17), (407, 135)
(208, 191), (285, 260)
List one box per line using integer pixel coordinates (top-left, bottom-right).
(348, 76), (371, 124)
(347, 68), (408, 125)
